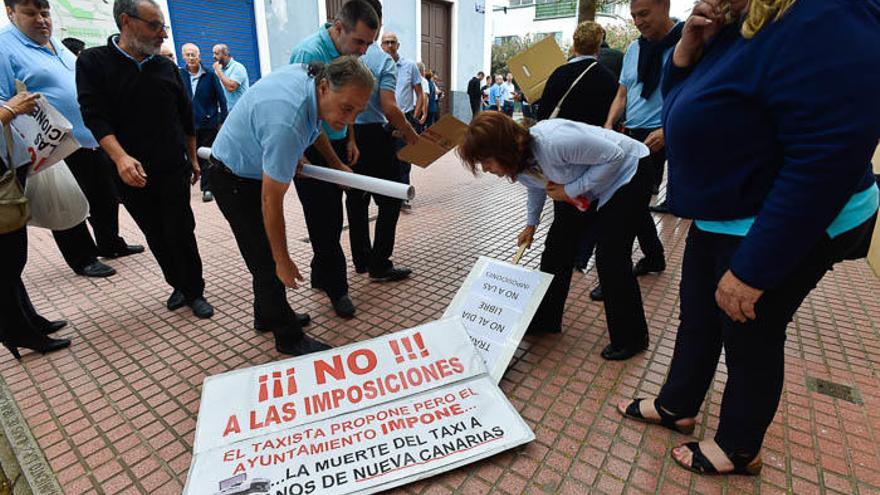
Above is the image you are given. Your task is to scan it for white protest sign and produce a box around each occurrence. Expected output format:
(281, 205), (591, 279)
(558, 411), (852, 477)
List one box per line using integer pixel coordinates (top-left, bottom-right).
(184, 318), (534, 495)
(443, 257), (553, 383)
(6, 82), (79, 173)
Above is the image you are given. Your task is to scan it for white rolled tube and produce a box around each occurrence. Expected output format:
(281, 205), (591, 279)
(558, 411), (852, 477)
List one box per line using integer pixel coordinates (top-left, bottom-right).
(197, 147), (415, 201)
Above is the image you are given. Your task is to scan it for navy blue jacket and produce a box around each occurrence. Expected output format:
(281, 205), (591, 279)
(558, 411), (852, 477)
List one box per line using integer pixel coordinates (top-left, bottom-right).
(180, 65), (227, 130)
(662, 0), (880, 289)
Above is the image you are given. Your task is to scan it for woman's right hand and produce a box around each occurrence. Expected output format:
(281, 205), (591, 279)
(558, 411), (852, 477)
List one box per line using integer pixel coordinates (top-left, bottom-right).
(674, 0), (726, 68)
(517, 225), (536, 249)
(5, 91), (41, 117)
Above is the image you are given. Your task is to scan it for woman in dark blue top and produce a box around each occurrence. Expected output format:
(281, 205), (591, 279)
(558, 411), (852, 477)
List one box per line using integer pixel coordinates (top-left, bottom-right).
(618, 0), (880, 475)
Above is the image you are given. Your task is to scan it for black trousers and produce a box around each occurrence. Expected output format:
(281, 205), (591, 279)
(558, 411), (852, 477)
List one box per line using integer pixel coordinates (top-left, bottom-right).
(657, 216), (876, 458)
(469, 99), (480, 119)
(210, 164), (303, 341)
(624, 128), (665, 263)
(347, 124), (401, 274)
(115, 165), (204, 300)
(296, 138), (349, 300)
(197, 128), (219, 192)
(52, 148), (127, 270)
(531, 164), (650, 349)
(0, 170), (55, 339)
(393, 111), (421, 185)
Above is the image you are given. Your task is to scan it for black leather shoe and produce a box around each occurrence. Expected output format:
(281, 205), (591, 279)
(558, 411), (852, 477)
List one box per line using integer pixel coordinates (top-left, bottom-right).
(649, 201), (670, 214)
(590, 285), (604, 301)
(202, 191), (214, 202)
(369, 266), (412, 282)
(601, 343), (647, 361)
(75, 260), (116, 278)
(354, 265), (368, 274)
(331, 294), (356, 319)
(255, 314), (311, 332)
(166, 289), (186, 310)
(41, 320), (68, 335)
(98, 244), (145, 259)
(4, 336), (71, 360)
(276, 335), (332, 356)
(189, 297), (214, 319)
(633, 257), (666, 277)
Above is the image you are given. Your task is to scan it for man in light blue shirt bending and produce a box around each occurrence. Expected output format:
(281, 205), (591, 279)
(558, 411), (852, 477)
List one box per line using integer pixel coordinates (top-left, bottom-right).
(210, 57), (374, 356)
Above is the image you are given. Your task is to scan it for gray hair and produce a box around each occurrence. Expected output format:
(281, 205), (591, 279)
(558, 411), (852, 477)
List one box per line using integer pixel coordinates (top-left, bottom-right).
(310, 56), (375, 93)
(113, 0), (158, 29)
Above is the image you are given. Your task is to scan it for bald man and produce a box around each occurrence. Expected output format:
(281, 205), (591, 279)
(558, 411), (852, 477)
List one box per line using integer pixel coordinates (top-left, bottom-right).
(380, 31), (423, 198)
(181, 43), (227, 201)
(212, 43), (249, 110)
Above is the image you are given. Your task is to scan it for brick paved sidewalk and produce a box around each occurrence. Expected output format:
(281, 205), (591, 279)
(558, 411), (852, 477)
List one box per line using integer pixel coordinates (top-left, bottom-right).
(1, 152), (879, 494)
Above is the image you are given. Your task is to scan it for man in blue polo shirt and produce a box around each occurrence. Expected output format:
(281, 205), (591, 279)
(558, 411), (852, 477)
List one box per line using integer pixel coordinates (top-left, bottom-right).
(347, 40), (419, 284)
(594, 0), (681, 301)
(0, 0), (143, 278)
(288, 0), (379, 319)
(212, 44), (249, 111)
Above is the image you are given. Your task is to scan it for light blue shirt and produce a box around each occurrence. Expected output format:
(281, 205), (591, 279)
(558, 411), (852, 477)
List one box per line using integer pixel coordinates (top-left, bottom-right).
(488, 84), (504, 108)
(519, 119), (648, 226)
(696, 184), (880, 239)
(290, 24), (347, 141)
(0, 25), (98, 148)
(188, 66), (204, 96)
(0, 122), (32, 170)
(393, 56), (421, 114)
(221, 58), (249, 111)
(355, 44), (396, 125)
(211, 64), (321, 183)
(619, 38), (674, 129)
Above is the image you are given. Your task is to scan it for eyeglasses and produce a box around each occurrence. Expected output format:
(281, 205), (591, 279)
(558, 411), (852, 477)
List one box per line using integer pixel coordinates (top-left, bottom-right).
(127, 14), (169, 32)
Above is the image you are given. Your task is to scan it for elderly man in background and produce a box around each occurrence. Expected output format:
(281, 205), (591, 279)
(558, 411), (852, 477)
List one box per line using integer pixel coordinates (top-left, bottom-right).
(77, 0), (213, 319)
(0, 0), (143, 279)
(212, 43), (249, 111)
(159, 43), (175, 62)
(180, 42), (227, 202)
(380, 30), (423, 209)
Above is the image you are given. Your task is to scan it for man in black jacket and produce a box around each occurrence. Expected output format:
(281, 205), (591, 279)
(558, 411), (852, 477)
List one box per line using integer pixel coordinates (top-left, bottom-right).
(77, 0), (213, 319)
(467, 71), (484, 119)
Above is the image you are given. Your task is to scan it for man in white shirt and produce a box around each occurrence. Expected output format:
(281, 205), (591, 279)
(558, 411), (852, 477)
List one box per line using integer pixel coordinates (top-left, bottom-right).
(502, 72), (516, 116)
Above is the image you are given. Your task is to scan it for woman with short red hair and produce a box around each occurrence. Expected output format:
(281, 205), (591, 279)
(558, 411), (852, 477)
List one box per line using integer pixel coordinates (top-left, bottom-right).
(458, 111), (652, 360)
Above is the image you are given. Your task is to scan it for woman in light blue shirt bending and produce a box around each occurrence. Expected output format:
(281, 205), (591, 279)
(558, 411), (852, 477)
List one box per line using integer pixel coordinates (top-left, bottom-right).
(458, 111), (652, 361)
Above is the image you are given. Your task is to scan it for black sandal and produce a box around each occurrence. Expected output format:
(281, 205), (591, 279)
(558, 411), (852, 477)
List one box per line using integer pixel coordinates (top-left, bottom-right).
(617, 398), (696, 435)
(672, 440), (763, 476)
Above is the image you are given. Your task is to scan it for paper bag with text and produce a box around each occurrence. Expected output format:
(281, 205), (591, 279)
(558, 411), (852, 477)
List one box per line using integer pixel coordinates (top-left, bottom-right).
(507, 36), (566, 104)
(8, 80), (80, 174)
(397, 115), (468, 168)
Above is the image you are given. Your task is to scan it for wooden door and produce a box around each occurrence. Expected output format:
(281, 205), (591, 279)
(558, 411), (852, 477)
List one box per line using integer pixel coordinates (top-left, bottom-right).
(421, 0), (452, 115)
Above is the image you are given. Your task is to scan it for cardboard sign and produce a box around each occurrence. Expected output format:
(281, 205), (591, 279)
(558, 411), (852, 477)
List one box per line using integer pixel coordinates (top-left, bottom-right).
(9, 81), (79, 174)
(184, 319), (534, 495)
(442, 257), (553, 382)
(507, 37), (566, 104)
(397, 115), (468, 168)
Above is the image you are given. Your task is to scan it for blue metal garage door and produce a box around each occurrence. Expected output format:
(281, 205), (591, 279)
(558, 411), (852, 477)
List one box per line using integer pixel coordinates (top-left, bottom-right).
(167, 0), (262, 82)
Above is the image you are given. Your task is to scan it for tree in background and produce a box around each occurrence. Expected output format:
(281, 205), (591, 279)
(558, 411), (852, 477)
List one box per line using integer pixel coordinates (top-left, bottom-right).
(578, 0), (627, 22)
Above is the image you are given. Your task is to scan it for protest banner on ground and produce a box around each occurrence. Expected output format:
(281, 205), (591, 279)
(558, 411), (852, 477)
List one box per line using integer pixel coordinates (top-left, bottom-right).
(442, 256), (553, 382)
(184, 319), (534, 495)
(397, 115), (468, 168)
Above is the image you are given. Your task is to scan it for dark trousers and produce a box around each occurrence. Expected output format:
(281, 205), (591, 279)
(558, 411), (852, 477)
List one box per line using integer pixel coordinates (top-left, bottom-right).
(0, 170), (55, 338)
(297, 139), (349, 300)
(210, 164), (303, 340)
(657, 217), (876, 458)
(532, 164), (650, 348)
(52, 148), (127, 270)
(115, 165), (204, 300)
(469, 99), (480, 119)
(624, 128), (665, 263)
(347, 124), (401, 274)
(197, 128), (219, 192)
(502, 101), (514, 116)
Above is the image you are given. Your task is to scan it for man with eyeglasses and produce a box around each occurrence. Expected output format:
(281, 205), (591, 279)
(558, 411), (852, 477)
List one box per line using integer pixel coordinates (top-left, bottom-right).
(76, 0), (215, 319)
(0, 0), (144, 279)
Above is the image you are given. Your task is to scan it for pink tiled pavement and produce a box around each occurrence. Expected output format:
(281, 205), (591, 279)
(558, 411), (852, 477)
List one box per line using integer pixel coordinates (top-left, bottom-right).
(3, 151), (880, 494)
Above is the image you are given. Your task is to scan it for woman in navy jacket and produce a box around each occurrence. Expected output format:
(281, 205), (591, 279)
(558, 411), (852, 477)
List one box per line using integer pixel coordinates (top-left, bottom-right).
(618, 0), (880, 475)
